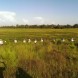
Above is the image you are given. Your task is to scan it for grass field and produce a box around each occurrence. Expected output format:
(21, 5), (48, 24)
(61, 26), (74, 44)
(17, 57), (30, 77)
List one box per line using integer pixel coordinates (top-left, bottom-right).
(0, 28), (78, 78)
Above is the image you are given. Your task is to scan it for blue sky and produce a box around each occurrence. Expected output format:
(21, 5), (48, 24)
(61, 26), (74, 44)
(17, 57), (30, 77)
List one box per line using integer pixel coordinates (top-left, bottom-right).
(0, 0), (78, 25)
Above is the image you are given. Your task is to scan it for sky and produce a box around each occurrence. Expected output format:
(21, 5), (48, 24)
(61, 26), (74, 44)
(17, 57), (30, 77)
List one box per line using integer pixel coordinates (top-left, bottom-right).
(0, 0), (78, 26)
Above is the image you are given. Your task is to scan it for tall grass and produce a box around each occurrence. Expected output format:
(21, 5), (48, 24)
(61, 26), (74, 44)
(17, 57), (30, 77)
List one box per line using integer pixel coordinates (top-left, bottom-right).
(0, 39), (78, 78)
(0, 28), (78, 78)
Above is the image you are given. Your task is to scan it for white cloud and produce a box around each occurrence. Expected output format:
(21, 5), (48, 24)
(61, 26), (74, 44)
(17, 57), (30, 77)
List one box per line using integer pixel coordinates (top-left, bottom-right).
(0, 11), (16, 23)
(45, 20), (55, 25)
(52, 21), (55, 24)
(23, 19), (29, 24)
(0, 11), (55, 26)
(34, 17), (43, 20)
(33, 17), (44, 25)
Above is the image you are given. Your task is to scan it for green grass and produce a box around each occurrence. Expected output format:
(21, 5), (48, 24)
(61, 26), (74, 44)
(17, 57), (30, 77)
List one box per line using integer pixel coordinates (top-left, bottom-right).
(0, 28), (78, 40)
(0, 28), (78, 78)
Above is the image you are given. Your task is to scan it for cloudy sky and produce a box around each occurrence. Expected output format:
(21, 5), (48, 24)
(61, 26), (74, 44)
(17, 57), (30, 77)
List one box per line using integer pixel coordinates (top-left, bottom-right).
(0, 0), (78, 25)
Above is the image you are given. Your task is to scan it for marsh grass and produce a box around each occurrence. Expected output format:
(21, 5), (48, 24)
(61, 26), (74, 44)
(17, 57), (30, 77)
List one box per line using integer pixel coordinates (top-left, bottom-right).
(0, 40), (77, 78)
(0, 28), (78, 78)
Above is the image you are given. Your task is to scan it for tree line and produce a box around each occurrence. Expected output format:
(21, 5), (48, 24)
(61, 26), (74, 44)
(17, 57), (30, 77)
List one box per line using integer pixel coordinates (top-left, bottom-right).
(0, 24), (78, 29)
